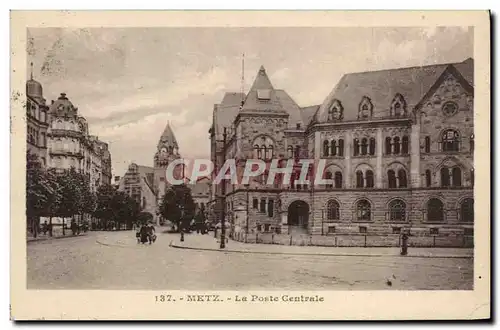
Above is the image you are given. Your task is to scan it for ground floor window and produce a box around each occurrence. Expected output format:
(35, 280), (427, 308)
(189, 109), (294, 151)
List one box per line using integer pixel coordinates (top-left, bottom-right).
(327, 199), (340, 220)
(389, 199), (406, 222)
(460, 198), (474, 222)
(427, 198), (444, 222)
(327, 226), (335, 234)
(356, 199), (371, 221)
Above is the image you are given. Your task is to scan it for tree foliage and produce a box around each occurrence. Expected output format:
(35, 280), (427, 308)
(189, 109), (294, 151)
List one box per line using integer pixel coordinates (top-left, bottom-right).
(158, 184), (195, 232)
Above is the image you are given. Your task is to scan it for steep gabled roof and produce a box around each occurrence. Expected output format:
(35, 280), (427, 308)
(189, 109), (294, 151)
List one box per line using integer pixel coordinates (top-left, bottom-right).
(274, 90), (304, 129)
(157, 122), (178, 149)
(315, 57), (474, 122)
(240, 66), (286, 114)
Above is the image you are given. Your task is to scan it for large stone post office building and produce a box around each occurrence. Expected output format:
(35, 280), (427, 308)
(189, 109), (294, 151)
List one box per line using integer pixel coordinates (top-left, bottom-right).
(208, 58), (474, 242)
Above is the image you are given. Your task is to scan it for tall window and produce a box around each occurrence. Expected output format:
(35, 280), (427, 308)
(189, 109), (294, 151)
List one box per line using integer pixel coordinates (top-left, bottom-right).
(427, 198), (444, 222)
(440, 167), (450, 187)
(356, 199), (371, 221)
(356, 171), (364, 188)
(452, 167), (462, 187)
(460, 198), (474, 222)
(425, 136), (431, 153)
(389, 199), (406, 222)
(325, 171), (333, 189)
(253, 198), (258, 209)
(393, 137), (401, 154)
(268, 199), (274, 217)
(266, 146), (274, 159)
(338, 139), (344, 157)
(331, 140), (337, 156)
(369, 138), (376, 155)
(471, 169), (474, 187)
(354, 139), (360, 156)
(385, 137), (392, 154)
(323, 141), (329, 156)
(287, 146), (294, 158)
(470, 134), (474, 154)
(327, 200), (340, 221)
(260, 198), (266, 213)
(388, 170), (397, 188)
(442, 129), (460, 152)
(361, 138), (368, 155)
(261, 146), (267, 160)
(295, 146), (301, 159)
(366, 170), (374, 188)
(398, 169), (407, 188)
(402, 136), (409, 154)
(254, 145), (261, 159)
(334, 171), (343, 188)
(425, 170), (432, 187)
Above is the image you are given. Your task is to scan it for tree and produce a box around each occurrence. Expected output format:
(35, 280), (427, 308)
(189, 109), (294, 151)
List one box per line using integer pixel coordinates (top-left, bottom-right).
(55, 168), (82, 235)
(94, 184), (116, 229)
(26, 152), (55, 238)
(158, 184), (195, 232)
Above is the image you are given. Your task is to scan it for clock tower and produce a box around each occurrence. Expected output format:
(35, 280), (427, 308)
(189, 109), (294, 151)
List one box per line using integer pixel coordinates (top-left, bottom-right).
(153, 121), (182, 207)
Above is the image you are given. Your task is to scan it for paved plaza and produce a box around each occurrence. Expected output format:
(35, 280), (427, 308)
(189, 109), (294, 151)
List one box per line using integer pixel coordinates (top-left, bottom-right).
(27, 230), (474, 290)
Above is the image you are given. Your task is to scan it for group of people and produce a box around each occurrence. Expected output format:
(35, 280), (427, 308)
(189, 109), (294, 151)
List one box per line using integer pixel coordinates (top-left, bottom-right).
(136, 222), (156, 245)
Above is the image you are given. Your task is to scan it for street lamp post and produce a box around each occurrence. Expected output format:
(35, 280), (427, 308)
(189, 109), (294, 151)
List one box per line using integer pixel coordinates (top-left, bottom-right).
(219, 128), (228, 249)
(180, 205), (185, 242)
(245, 183), (250, 239)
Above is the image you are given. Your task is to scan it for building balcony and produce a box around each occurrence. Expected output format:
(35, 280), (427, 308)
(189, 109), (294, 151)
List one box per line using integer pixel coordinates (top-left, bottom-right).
(49, 150), (84, 158)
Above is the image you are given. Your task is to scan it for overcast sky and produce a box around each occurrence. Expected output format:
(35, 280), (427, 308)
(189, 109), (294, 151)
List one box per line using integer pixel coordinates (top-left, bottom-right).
(27, 27), (473, 178)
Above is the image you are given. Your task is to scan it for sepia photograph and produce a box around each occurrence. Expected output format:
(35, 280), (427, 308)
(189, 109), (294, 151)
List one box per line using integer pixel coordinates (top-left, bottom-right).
(10, 10), (490, 320)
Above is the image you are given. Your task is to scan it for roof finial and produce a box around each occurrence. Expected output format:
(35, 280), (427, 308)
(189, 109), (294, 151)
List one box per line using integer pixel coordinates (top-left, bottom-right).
(30, 62), (33, 80)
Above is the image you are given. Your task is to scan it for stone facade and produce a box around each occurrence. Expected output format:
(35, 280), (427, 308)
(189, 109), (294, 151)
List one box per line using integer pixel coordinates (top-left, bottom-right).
(209, 59), (474, 245)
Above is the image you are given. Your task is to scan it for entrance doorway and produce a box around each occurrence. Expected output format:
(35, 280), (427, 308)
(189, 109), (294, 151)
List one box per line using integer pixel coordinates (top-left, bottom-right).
(287, 200), (309, 234)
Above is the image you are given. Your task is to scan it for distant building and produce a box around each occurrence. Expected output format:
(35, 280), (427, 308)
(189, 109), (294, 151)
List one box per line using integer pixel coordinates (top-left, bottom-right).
(209, 59), (474, 242)
(118, 122), (184, 225)
(188, 176), (211, 215)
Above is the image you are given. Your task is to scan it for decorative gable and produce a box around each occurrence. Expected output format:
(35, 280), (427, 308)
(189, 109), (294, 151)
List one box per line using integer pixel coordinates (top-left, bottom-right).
(358, 96), (373, 119)
(328, 99), (344, 121)
(390, 93), (407, 117)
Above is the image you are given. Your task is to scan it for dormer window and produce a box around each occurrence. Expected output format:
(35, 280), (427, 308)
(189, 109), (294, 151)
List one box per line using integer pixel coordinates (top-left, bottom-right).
(358, 96), (373, 119)
(296, 123), (301, 129)
(257, 89), (271, 101)
(327, 99), (344, 121)
(390, 93), (407, 117)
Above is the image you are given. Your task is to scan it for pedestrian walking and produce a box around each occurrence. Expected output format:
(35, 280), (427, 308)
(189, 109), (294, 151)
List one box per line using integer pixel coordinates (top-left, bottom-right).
(400, 231), (409, 256)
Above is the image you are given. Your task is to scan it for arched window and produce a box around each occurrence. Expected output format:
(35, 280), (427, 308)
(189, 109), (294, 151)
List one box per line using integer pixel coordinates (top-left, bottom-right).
(369, 138), (376, 155)
(261, 146), (267, 160)
(327, 108), (334, 121)
(327, 200), (340, 220)
(440, 167), (450, 187)
(257, 146), (263, 159)
(389, 199), (406, 222)
(402, 136), (409, 154)
(356, 171), (364, 188)
(361, 138), (368, 155)
(366, 170), (374, 188)
(425, 136), (431, 153)
(398, 169), (407, 188)
(442, 129), (460, 152)
(334, 171), (343, 188)
(388, 170), (397, 188)
(287, 146), (293, 158)
(460, 198), (474, 222)
(323, 140), (329, 156)
(266, 145), (273, 159)
(356, 199), (371, 221)
(338, 139), (344, 157)
(427, 198), (444, 222)
(393, 102), (402, 117)
(331, 140), (337, 156)
(393, 137), (401, 154)
(385, 137), (392, 154)
(452, 167), (462, 187)
(254, 145), (260, 159)
(354, 139), (360, 156)
(325, 171), (333, 189)
(425, 170), (432, 187)
(470, 169), (474, 187)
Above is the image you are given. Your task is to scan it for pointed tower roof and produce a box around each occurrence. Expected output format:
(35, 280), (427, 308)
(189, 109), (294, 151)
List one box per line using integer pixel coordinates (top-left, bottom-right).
(157, 121), (179, 149)
(240, 65), (286, 113)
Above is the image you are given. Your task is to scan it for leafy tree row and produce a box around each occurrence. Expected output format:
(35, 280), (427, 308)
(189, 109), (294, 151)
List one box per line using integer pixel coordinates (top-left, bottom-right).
(26, 152), (140, 237)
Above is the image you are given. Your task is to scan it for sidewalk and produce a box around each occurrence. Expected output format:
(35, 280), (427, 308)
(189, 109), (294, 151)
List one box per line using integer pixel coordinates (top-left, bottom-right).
(169, 233), (474, 258)
(27, 232), (89, 243)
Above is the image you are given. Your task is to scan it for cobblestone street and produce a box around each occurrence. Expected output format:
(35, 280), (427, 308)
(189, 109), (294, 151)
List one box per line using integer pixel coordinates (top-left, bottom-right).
(27, 230), (474, 290)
